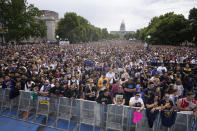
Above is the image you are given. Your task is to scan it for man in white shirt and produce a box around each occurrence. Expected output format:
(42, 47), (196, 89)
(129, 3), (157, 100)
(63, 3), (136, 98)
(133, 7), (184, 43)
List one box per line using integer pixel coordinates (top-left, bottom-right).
(191, 58), (196, 64)
(157, 63), (167, 74)
(129, 93), (145, 112)
(40, 80), (51, 97)
(106, 69), (115, 84)
(25, 79), (35, 92)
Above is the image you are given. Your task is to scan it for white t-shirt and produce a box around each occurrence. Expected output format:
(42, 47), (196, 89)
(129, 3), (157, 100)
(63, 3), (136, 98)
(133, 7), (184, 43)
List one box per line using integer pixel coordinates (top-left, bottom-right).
(129, 97), (144, 105)
(106, 72), (115, 84)
(40, 84), (51, 92)
(191, 59), (196, 64)
(157, 66), (167, 73)
(51, 84), (55, 88)
(169, 94), (178, 105)
(174, 84), (184, 97)
(25, 81), (35, 92)
(130, 62), (134, 68)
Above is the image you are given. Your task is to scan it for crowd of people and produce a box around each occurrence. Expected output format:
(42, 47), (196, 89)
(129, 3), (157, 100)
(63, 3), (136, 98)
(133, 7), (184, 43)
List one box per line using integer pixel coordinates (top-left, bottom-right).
(0, 41), (197, 119)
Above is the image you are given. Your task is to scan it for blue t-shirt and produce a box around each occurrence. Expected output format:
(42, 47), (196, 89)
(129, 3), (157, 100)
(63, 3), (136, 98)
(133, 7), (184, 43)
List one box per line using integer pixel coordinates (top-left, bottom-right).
(124, 83), (136, 99)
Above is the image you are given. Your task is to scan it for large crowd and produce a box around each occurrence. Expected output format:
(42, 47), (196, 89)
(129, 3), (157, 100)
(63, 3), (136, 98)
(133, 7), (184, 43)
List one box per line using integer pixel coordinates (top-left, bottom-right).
(0, 41), (197, 120)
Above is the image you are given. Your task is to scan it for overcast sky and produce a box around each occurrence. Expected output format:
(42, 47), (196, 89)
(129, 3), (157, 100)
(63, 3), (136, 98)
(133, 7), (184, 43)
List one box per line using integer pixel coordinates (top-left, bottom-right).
(27, 0), (196, 31)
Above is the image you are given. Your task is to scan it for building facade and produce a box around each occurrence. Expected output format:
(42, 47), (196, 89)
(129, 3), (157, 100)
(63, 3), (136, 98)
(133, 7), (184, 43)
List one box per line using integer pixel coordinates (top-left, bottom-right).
(110, 21), (134, 39)
(40, 10), (59, 42)
(27, 10), (59, 43)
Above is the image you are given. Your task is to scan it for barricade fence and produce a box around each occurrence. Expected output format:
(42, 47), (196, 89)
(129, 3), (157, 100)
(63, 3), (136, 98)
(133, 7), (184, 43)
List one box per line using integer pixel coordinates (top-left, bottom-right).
(0, 88), (196, 131)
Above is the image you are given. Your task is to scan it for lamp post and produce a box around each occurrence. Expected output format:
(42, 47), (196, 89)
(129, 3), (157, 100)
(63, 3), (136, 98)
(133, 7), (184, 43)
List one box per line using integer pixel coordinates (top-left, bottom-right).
(56, 35), (59, 44)
(145, 35), (151, 50)
(147, 35), (151, 39)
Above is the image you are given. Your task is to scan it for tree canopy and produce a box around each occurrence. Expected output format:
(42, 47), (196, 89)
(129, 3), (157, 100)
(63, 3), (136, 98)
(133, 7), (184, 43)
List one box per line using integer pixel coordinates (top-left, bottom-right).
(133, 8), (197, 46)
(0, 0), (47, 42)
(189, 8), (197, 44)
(56, 12), (119, 43)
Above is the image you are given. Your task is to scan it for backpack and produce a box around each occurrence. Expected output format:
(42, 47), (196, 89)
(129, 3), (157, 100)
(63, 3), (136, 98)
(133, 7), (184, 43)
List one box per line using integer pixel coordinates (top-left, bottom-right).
(160, 110), (177, 128)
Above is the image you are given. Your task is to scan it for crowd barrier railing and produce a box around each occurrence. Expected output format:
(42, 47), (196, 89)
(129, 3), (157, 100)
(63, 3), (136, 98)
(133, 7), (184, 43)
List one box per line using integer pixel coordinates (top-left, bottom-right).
(0, 88), (196, 131)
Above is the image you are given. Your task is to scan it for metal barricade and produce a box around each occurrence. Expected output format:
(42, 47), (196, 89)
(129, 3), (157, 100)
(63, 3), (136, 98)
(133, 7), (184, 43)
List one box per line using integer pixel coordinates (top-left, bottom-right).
(135, 109), (155, 131)
(1, 88), (11, 114)
(35, 96), (50, 125)
(1, 88), (20, 118)
(56, 97), (72, 130)
(0, 88), (5, 114)
(100, 104), (108, 129)
(47, 97), (59, 127)
(173, 112), (189, 131)
(10, 95), (20, 119)
(79, 100), (97, 131)
(123, 106), (135, 131)
(188, 114), (197, 131)
(17, 91), (37, 121)
(27, 92), (37, 122)
(17, 91), (31, 113)
(49, 97), (58, 116)
(70, 99), (80, 122)
(0, 90), (193, 131)
(106, 104), (124, 131)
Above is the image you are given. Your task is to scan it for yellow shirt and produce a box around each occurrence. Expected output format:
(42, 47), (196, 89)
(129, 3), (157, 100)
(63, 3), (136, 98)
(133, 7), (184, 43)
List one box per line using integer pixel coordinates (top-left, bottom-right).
(184, 68), (191, 72)
(97, 77), (109, 91)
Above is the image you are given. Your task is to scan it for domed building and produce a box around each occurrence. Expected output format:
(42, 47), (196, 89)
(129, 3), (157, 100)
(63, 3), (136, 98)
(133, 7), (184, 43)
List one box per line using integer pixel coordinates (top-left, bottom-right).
(110, 20), (134, 39)
(120, 20), (126, 31)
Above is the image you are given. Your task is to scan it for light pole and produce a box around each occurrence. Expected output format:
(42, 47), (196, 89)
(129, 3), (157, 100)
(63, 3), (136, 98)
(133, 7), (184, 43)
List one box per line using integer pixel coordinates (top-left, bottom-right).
(147, 35), (151, 39)
(56, 35), (59, 44)
(145, 35), (151, 50)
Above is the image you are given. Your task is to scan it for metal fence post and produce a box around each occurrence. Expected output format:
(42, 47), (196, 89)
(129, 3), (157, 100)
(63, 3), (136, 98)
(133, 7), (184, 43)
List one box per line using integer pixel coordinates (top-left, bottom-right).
(0, 88), (5, 114)
(187, 114), (188, 131)
(125, 107), (132, 131)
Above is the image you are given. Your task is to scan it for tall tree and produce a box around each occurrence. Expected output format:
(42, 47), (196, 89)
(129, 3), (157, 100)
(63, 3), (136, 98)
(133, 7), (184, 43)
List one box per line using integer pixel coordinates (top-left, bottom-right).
(56, 12), (114, 43)
(189, 8), (197, 45)
(0, 0), (47, 42)
(124, 33), (133, 40)
(101, 28), (109, 39)
(133, 12), (189, 45)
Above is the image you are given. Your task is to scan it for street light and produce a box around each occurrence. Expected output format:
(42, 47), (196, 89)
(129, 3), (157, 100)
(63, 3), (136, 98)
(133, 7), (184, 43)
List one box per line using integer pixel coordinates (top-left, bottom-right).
(145, 35), (151, 50)
(56, 35), (59, 44)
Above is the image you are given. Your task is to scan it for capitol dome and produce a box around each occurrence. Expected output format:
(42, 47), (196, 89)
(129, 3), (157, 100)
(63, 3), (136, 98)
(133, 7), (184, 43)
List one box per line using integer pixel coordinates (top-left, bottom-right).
(120, 20), (126, 31)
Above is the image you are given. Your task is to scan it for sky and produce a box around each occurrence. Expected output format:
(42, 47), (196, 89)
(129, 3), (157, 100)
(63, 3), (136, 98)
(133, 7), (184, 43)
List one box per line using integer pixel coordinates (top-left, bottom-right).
(27, 0), (197, 32)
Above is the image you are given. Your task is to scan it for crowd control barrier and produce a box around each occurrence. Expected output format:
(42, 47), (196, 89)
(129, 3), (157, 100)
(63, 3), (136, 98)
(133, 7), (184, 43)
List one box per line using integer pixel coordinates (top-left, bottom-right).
(0, 88), (196, 131)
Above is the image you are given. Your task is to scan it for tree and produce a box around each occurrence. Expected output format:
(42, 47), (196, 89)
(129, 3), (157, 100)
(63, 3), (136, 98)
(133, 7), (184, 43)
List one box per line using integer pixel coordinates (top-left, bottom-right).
(188, 8), (197, 45)
(101, 28), (109, 39)
(124, 33), (133, 40)
(56, 12), (115, 43)
(69, 25), (87, 43)
(0, 0), (47, 42)
(109, 34), (120, 39)
(133, 29), (140, 40)
(56, 12), (80, 41)
(149, 13), (188, 45)
(133, 12), (189, 45)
